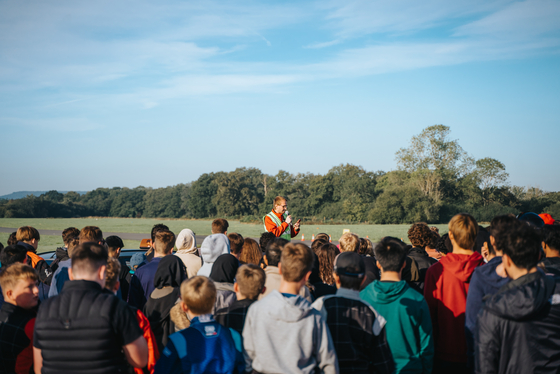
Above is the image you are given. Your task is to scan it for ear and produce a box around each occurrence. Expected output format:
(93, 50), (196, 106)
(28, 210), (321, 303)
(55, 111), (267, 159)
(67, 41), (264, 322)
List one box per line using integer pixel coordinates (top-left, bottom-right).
(113, 280), (120, 294)
(180, 301), (188, 313)
(233, 282), (240, 293)
(260, 286), (266, 295)
(490, 235), (496, 248)
(401, 261), (406, 271)
(304, 270), (311, 282)
(68, 267), (75, 281)
(278, 262), (282, 275)
(376, 260), (382, 271)
(5, 289), (13, 300)
(98, 265), (107, 282)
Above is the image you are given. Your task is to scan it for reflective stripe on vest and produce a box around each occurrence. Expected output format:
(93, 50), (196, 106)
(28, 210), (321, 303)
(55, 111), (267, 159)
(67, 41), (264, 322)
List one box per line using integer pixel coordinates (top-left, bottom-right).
(263, 211), (291, 241)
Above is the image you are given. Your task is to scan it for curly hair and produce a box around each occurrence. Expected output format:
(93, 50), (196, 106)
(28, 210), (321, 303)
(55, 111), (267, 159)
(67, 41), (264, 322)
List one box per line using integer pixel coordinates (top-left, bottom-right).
(359, 238), (374, 256)
(317, 244), (337, 285)
(407, 223), (433, 248)
(239, 238), (263, 265)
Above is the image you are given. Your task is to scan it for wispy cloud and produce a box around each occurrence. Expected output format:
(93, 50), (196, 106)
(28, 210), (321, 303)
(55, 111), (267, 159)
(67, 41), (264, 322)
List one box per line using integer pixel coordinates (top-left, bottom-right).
(303, 39), (341, 49)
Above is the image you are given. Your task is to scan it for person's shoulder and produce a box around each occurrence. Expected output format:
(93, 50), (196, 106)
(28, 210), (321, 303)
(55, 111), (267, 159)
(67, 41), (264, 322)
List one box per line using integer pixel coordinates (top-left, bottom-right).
(427, 260), (443, 273)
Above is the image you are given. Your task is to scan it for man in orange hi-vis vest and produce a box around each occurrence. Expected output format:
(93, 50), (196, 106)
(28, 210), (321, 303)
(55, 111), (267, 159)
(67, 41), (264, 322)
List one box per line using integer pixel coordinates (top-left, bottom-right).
(263, 196), (301, 241)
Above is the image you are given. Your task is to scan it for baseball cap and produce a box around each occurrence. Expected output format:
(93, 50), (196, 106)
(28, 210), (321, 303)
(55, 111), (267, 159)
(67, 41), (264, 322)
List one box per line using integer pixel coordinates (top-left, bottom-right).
(334, 251), (365, 278)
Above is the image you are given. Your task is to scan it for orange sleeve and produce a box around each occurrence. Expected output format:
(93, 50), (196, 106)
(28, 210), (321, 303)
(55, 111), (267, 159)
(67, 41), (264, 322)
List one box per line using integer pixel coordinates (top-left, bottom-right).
(15, 318), (35, 374)
(265, 215), (289, 237)
(135, 310), (160, 374)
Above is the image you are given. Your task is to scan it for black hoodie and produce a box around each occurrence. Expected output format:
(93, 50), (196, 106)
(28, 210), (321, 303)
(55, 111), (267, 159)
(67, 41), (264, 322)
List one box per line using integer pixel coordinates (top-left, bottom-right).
(475, 270), (560, 374)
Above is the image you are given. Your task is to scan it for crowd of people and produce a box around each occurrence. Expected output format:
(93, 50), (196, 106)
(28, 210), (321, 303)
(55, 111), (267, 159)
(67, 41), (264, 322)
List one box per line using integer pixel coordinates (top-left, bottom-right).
(0, 196), (559, 373)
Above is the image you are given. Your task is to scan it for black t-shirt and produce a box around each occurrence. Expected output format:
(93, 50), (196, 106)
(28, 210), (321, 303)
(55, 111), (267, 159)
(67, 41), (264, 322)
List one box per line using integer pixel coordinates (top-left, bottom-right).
(109, 292), (143, 346)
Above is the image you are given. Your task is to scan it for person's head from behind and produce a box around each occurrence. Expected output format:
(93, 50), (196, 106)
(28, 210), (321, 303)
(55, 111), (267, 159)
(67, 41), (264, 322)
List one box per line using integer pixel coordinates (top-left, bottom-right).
(0, 263), (39, 309)
(228, 233), (244, 259)
(408, 223), (433, 249)
(358, 238), (374, 256)
(279, 243), (314, 284)
(211, 219), (229, 234)
(62, 227), (80, 247)
(7, 232), (17, 246)
(489, 214), (518, 255)
(448, 213), (478, 251)
(240, 238), (262, 265)
(235, 264), (266, 301)
(180, 276), (216, 318)
(104, 257), (121, 294)
(79, 226), (103, 245)
(501, 223), (541, 279)
(542, 225), (560, 256)
(264, 238), (288, 267)
(154, 230), (175, 256)
(259, 232), (276, 252)
(0, 245), (28, 267)
(105, 235), (125, 258)
(333, 252), (365, 291)
(427, 229), (440, 251)
(16, 226), (40, 250)
(317, 244), (338, 285)
(315, 233), (330, 242)
(339, 233), (359, 253)
(151, 223), (170, 243)
(70, 243), (108, 286)
(374, 237), (408, 277)
(435, 233), (452, 256)
(311, 239), (327, 254)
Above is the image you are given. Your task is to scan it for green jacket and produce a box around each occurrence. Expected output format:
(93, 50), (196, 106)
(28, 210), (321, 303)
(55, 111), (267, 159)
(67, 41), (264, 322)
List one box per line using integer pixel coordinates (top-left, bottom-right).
(360, 280), (433, 374)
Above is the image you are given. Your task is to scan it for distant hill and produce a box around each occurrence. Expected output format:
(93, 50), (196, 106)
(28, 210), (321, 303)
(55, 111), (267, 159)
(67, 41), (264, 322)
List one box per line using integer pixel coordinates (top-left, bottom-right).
(0, 191), (87, 200)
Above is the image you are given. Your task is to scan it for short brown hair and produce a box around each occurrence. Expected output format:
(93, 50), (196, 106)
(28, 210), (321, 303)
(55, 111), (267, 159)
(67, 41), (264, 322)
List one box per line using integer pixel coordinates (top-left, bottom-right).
(212, 219), (229, 234)
(154, 230), (175, 255)
(358, 238), (374, 256)
(236, 264), (266, 300)
(407, 223), (433, 248)
(181, 276), (216, 315)
(71, 243), (108, 276)
(62, 227), (80, 245)
(79, 226), (103, 244)
(67, 237), (80, 258)
(104, 257), (121, 292)
(0, 263), (38, 293)
(273, 196), (286, 207)
(448, 213), (479, 250)
(228, 233), (245, 255)
(339, 233), (359, 253)
(239, 238), (262, 265)
(16, 226), (40, 242)
(280, 243), (314, 282)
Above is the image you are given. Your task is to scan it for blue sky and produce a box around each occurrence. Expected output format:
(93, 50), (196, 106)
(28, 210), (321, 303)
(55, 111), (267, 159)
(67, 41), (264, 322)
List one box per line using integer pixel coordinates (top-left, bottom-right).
(1, 0), (559, 196)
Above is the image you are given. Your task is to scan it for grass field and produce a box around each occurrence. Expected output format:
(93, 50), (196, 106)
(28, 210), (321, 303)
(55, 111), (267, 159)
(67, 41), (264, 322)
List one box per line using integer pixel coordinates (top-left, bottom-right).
(0, 218), (450, 253)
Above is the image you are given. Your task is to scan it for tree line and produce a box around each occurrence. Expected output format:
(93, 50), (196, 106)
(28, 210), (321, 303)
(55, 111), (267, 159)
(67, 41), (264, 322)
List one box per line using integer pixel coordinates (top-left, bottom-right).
(2, 125), (559, 224)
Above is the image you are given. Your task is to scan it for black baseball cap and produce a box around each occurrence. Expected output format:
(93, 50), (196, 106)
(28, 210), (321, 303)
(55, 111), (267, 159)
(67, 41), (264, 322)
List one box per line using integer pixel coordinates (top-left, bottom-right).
(334, 252), (365, 278)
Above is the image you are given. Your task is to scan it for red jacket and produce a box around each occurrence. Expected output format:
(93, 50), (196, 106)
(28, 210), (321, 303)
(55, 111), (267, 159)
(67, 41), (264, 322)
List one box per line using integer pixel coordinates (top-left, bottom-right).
(264, 210), (300, 238)
(423, 252), (484, 363)
(134, 309), (159, 374)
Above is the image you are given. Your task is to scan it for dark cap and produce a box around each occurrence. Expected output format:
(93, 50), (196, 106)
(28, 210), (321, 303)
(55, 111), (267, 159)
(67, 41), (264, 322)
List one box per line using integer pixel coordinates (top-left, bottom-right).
(334, 252), (365, 278)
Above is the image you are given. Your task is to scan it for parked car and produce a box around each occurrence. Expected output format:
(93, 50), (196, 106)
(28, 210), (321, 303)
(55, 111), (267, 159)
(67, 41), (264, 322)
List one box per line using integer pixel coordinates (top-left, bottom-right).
(40, 248), (146, 269)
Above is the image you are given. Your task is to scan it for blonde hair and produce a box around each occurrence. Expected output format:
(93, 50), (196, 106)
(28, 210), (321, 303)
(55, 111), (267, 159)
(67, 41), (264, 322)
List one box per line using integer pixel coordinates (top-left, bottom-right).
(181, 276), (216, 315)
(448, 213), (479, 250)
(236, 264), (266, 300)
(280, 243), (313, 282)
(16, 226), (40, 242)
(104, 257), (121, 292)
(0, 263), (38, 293)
(339, 233), (359, 253)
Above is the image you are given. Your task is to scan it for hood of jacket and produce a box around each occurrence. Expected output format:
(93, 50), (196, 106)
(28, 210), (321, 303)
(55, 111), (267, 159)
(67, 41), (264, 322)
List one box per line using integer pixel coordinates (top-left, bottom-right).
(55, 247), (69, 261)
(197, 234), (230, 277)
(262, 290), (313, 323)
(484, 270), (556, 320)
(175, 229), (198, 255)
(365, 280), (408, 304)
(440, 252), (484, 282)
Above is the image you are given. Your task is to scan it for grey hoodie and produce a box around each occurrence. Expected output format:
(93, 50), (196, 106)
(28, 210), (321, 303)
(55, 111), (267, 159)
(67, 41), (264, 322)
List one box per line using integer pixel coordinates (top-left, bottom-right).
(243, 290), (339, 374)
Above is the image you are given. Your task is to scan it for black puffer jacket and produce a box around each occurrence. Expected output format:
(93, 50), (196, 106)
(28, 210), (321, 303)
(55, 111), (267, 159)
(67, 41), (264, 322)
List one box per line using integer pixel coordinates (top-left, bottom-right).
(407, 247), (437, 291)
(475, 270), (560, 374)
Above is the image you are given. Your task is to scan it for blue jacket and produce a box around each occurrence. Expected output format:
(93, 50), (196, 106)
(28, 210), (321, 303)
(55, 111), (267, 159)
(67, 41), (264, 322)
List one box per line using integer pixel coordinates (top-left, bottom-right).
(128, 257), (161, 310)
(154, 315), (244, 374)
(465, 256), (509, 367)
(48, 259), (72, 298)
